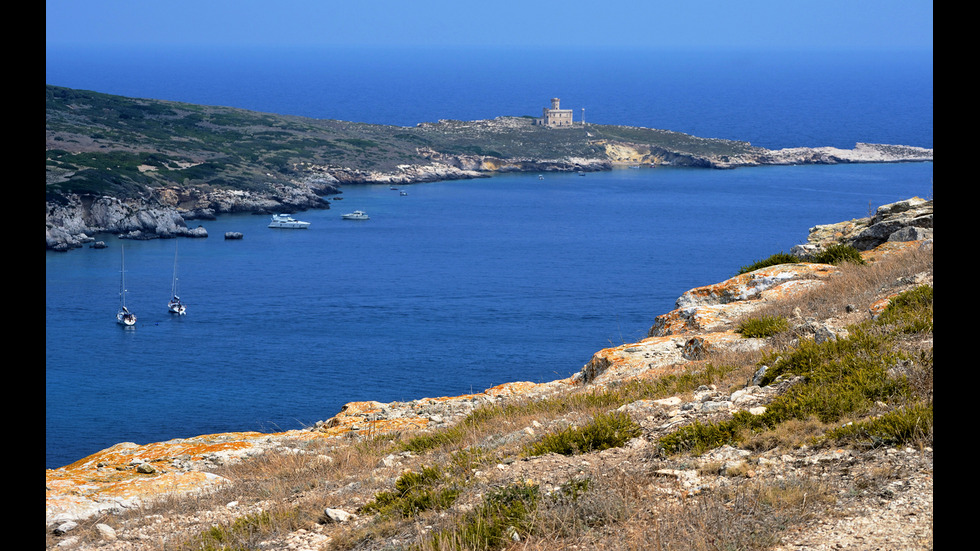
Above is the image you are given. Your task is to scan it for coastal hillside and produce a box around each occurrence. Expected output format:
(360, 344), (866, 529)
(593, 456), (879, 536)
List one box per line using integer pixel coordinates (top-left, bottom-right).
(45, 197), (933, 550)
(45, 85), (933, 250)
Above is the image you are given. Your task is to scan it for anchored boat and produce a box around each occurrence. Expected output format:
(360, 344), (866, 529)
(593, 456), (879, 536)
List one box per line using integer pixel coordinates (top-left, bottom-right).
(268, 213), (311, 229)
(116, 245), (137, 327)
(342, 210), (370, 220)
(167, 242), (186, 315)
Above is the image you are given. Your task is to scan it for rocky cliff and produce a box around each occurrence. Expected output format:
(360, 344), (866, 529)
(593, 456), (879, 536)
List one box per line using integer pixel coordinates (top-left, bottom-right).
(44, 176), (341, 251)
(45, 198), (933, 550)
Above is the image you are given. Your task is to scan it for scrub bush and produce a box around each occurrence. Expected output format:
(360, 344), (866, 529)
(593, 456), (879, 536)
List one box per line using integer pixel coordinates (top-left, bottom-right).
(737, 315), (790, 338)
(737, 252), (800, 275)
(812, 244), (866, 266)
(524, 411), (642, 457)
(361, 465), (460, 518)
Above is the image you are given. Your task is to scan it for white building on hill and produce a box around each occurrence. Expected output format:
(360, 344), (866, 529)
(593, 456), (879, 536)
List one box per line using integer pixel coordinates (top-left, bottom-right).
(535, 98), (574, 127)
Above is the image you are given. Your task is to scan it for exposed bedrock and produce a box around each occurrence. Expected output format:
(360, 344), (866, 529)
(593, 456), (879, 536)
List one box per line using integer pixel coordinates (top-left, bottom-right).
(790, 196), (933, 258)
(45, 177), (340, 251)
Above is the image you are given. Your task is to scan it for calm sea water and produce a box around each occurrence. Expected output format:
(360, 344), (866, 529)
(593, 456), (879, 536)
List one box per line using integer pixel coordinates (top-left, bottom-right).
(45, 47), (933, 469)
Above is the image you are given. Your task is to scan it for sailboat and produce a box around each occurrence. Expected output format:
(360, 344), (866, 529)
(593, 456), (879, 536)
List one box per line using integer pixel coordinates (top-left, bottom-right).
(116, 245), (137, 326)
(167, 242), (186, 315)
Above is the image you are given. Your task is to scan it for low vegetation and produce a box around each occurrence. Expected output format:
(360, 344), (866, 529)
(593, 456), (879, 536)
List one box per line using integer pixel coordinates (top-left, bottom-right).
(661, 283), (933, 456)
(811, 243), (866, 266)
(523, 411), (642, 457)
(736, 314), (790, 338)
(737, 251), (800, 274)
(735, 244), (866, 277)
(360, 465), (460, 519)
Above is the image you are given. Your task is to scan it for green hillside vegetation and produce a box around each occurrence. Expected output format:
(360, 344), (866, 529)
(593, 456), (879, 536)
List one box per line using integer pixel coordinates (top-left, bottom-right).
(46, 85), (763, 203)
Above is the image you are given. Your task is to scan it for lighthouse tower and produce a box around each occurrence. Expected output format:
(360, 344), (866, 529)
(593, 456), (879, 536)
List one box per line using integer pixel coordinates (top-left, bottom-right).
(535, 97), (574, 127)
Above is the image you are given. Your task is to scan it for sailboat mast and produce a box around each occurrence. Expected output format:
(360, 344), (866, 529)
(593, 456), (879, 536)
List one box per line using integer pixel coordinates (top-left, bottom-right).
(120, 245), (126, 308)
(172, 241), (179, 297)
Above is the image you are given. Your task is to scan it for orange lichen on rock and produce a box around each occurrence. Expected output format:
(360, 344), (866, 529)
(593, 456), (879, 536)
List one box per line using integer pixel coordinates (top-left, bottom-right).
(859, 240), (928, 263)
(60, 432), (268, 471)
(313, 381), (566, 438)
(45, 431), (307, 523)
(650, 264), (838, 337)
(676, 264), (838, 307)
(579, 335), (687, 384)
(46, 470), (231, 522)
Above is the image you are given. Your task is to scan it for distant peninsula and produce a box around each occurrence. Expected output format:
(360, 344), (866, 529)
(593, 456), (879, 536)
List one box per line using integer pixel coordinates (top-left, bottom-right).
(45, 85), (933, 251)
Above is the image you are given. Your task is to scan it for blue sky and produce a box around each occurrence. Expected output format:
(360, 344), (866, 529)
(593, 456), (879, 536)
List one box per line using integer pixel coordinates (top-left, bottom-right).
(46, 0), (932, 52)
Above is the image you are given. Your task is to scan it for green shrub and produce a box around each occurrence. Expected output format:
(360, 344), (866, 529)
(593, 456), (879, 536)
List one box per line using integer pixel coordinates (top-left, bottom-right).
(361, 465), (460, 518)
(658, 314), (927, 456)
(737, 252), (800, 275)
(737, 315), (790, 338)
(877, 285), (933, 333)
(658, 418), (745, 456)
(811, 244), (865, 266)
(825, 402), (933, 448)
(337, 137), (380, 149)
(192, 510), (295, 550)
(429, 483), (541, 551)
(525, 411), (642, 457)
(555, 477), (591, 502)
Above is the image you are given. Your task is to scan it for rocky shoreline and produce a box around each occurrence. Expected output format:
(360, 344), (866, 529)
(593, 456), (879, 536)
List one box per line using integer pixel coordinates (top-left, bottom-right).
(45, 141), (932, 252)
(44, 176), (342, 251)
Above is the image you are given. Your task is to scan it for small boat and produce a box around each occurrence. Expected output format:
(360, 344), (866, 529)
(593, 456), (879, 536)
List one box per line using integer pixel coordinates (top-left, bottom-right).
(116, 245), (137, 327)
(268, 213), (311, 229)
(342, 210), (370, 220)
(167, 242), (186, 315)
(538, 175), (544, 180)
(400, 191), (408, 196)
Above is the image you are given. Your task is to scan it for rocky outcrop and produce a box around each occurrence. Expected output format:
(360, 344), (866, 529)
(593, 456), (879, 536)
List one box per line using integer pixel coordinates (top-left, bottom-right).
(45, 177), (340, 251)
(756, 142), (934, 166)
(791, 196), (933, 258)
(415, 147), (612, 174)
(593, 141), (934, 169)
(44, 381), (574, 525)
(321, 160), (488, 186)
(45, 195), (198, 251)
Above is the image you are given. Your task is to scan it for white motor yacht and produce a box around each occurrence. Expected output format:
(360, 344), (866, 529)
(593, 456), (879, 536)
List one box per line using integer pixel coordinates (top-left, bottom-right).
(268, 213), (311, 229)
(342, 210), (370, 220)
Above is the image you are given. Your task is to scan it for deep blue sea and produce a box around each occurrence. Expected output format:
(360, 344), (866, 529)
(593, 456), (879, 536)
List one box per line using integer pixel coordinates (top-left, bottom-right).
(45, 46), (933, 469)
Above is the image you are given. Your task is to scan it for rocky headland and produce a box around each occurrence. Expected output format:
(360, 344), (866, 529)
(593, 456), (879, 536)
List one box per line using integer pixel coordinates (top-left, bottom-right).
(45, 85), (933, 251)
(45, 197), (933, 550)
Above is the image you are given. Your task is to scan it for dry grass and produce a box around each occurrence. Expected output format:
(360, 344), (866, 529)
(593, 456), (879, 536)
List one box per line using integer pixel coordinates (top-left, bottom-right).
(741, 417), (834, 452)
(450, 470), (836, 551)
(741, 246), (933, 328)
